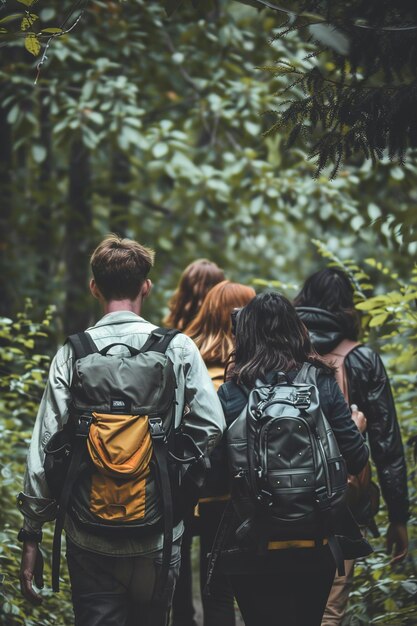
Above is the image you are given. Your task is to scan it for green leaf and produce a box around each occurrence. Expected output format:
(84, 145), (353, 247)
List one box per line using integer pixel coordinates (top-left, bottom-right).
(31, 144), (47, 164)
(86, 111), (104, 125)
(369, 313), (389, 327)
(0, 13), (24, 25)
(16, 0), (36, 5)
(21, 13), (38, 31)
(41, 27), (63, 34)
(24, 33), (41, 56)
(308, 24), (350, 56)
(152, 142), (169, 158)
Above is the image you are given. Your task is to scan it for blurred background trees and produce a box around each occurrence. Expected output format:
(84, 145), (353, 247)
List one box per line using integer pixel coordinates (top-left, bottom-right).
(0, 0), (416, 624)
(1, 0), (416, 336)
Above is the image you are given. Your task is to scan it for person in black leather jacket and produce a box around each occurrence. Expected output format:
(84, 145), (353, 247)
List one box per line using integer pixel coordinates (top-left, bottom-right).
(295, 268), (409, 625)
(211, 291), (371, 626)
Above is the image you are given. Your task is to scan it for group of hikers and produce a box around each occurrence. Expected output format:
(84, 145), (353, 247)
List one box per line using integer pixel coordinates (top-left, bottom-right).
(17, 235), (409, 626)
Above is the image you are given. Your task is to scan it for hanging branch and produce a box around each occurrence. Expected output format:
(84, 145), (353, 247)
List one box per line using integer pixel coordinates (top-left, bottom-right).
(243, 0), (417, 175)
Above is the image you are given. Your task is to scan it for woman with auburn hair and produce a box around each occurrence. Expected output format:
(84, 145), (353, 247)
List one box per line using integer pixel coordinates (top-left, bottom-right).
(187, 280), (257, 372)
(164, 259), (225, 331)
(186, 280), (256, 626)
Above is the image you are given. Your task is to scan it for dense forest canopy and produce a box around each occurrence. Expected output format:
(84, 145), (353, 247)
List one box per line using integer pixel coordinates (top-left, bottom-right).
(1, 0), (416, 338)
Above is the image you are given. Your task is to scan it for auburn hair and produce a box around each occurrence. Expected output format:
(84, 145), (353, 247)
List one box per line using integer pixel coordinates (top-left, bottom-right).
(186, 280), (256, 367)
(90, 234), (154, 301)
(164, 259), (225, 331)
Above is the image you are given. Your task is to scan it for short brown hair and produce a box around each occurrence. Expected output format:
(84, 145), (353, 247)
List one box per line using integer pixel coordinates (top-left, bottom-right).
(91, 234), (155, 301)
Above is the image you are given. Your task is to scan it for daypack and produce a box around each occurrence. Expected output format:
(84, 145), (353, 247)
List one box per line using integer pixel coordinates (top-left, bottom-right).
(226, 362), (348, 573)
(44, 327), (205, 593)
(321, 340), (380, 531)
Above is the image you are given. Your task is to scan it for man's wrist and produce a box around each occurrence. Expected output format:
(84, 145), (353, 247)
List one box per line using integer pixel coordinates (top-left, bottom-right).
(17, 528), (43, 543)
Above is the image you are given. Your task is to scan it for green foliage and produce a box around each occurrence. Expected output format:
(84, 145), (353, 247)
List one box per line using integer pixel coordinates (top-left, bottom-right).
(0, 302), (73, 625)
(0, 0), (65, 59)
(1, 0), (417, 336)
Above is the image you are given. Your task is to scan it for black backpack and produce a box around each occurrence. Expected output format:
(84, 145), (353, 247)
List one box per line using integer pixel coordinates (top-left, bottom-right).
(226, 363), (348, 572)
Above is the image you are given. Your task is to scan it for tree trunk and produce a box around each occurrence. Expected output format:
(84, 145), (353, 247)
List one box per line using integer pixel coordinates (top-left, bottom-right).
(109, 150), (131, 236)
(36, 94), (54, 289)
(0, 102), (14, 317)
(64, 138), (94, 335)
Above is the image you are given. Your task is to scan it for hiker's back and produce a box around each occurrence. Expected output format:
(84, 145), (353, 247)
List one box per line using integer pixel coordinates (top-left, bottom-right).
(208, 291), (370, 626)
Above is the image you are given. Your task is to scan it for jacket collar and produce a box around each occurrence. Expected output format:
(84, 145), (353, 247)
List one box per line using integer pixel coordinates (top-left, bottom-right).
(88, 311), (150, 329)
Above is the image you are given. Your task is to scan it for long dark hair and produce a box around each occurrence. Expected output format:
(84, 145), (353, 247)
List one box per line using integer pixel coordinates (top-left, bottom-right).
(233, 291), (325, 387)
(294, 268), (360, 340)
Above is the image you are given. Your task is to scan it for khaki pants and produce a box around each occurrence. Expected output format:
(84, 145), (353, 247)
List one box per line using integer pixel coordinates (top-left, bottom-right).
(321, 559), (355, 626)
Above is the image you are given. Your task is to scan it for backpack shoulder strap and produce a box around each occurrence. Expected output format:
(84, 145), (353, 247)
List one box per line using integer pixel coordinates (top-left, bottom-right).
(139, 327), (181, 355)
(66, 331), (98, 360)
(331, 339), (361, 358)
(323, 340), (361, 402)
(293, 362), (316, 385)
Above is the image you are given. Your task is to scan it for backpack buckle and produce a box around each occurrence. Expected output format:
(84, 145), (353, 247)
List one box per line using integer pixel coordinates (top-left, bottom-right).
(76, 415), (92, 437)
(315, 486), (332, 512)
(149, 417), (166, 442)
(293, 391), (311, 409)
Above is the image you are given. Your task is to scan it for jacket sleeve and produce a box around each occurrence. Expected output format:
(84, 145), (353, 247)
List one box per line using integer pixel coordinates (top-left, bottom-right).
(181, 338), (226, 458)
(320, 373), (369, 475)
(17, 345), (73, 532)
(351, 347), (409, 523)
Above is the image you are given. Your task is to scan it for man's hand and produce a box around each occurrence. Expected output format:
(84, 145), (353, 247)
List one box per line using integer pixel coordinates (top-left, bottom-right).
(20, 540), (44, 605)
(351, 404), (367, 434)
(386, 522), (408, 565)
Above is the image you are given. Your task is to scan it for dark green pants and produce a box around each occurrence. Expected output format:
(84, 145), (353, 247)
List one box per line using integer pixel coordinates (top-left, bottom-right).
(66, 537), (181, 626)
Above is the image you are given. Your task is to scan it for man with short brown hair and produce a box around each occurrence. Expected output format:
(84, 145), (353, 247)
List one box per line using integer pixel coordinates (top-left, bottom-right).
(18, 234), (225, 626)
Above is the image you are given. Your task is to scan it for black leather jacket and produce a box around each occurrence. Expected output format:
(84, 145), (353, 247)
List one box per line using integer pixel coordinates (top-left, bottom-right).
(297, 306), (409, 525)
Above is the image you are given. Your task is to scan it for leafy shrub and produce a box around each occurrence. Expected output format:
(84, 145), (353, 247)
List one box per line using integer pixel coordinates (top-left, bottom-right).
(0, 300), (73, 625)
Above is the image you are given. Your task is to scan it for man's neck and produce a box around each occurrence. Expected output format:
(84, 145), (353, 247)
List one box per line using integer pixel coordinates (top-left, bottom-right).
(102, 298), (142, 316)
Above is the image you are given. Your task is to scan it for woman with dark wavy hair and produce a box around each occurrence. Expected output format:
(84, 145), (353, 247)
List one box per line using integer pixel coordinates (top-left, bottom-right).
(213, 292), (370, 626)
(295, 268), (409, 626)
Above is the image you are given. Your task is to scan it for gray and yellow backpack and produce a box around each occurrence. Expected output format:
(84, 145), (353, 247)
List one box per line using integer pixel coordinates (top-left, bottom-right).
(44, 328), (204, 593)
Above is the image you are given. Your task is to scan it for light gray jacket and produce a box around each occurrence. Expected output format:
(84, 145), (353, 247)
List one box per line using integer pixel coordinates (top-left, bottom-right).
(18, 311), (225, 554)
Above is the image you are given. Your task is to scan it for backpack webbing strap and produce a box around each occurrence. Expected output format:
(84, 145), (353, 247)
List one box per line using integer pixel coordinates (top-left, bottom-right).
(149, 417), (173, 600)
(51, 416), (91, 592)
(66, 332), (98, 360)
(203, 499), (235, 597)
(315, 486), (345, 577)
(327, 534), (345, 577)
(140, 327), (181, 355)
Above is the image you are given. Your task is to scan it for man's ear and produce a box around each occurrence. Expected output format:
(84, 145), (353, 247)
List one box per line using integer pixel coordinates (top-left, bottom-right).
(141, 279), (152, 300)
(90, 279), (101, 300)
